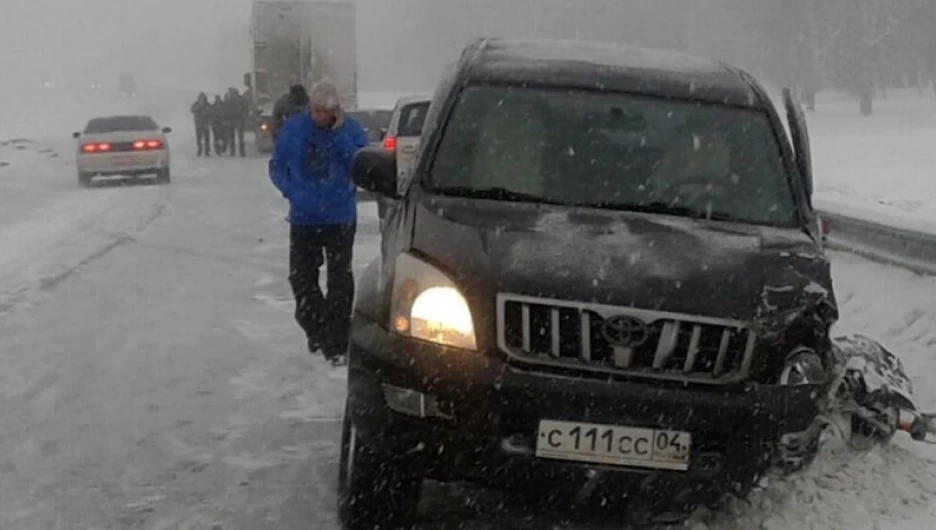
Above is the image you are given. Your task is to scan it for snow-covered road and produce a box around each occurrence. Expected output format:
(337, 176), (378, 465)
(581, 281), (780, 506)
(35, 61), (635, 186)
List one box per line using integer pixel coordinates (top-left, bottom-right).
(1, 142), (935, 529)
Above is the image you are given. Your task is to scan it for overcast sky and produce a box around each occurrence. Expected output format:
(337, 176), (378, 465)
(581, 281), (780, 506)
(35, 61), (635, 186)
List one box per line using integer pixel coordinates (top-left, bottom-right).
(0, 0), (765, 116)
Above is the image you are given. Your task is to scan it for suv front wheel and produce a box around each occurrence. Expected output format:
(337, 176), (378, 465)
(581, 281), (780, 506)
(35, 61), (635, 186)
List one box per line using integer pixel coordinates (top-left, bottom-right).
(337, 407), (422, 529)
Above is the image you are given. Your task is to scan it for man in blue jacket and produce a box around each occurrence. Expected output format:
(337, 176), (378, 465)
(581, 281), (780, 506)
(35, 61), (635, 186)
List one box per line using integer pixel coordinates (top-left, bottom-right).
(269, 80), (369, 366)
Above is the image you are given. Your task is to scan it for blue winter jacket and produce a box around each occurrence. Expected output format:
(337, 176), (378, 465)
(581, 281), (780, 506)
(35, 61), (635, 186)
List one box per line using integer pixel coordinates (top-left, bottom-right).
(269, 110), (369, 226)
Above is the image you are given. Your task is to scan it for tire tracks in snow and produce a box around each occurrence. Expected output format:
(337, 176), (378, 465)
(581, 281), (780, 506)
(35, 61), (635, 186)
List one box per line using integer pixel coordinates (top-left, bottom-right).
(0, 183), (170, 317)
(0, 183), (171, 434)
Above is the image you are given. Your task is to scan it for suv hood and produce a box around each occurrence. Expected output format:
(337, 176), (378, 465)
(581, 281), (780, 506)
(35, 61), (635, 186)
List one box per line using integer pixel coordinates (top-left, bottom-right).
(410, 196), (835, 322)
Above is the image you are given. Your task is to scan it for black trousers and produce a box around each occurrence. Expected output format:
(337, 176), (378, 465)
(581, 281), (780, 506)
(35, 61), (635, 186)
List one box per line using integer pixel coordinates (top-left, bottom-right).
(195, 123), (211, 155)
(212, 125), (228, 154)
(230, 122), (246, 156)
(288, 223), (356, 359)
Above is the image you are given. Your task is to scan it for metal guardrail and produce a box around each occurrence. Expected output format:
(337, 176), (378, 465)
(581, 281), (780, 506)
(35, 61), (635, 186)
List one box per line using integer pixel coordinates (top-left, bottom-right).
(820, 209), (936, 276)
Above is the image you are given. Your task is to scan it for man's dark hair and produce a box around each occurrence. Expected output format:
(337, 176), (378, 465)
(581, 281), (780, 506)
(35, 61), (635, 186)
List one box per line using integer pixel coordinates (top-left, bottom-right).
(289, 85), (309, 105)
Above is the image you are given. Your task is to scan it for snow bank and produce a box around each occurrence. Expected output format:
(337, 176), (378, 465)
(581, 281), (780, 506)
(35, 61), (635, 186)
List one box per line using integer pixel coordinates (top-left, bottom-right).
(694, 440), (936, 530)
(810, 90), (936, 233)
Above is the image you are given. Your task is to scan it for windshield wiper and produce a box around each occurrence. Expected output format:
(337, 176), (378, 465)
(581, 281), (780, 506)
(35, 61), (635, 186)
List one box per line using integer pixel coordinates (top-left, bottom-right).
(429, 189), (742, 221)
(431, 186), (567, 206)
(585, 201), (741, 222)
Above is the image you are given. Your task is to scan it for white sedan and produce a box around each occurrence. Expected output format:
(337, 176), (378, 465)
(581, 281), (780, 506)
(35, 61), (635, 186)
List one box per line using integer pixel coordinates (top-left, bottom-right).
(73, 115), (172, 187)
(382, 94), (432, 182)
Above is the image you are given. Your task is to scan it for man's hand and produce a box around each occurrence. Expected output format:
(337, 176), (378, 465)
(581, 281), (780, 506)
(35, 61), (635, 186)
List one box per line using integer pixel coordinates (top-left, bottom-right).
(329, 107), (344, 130)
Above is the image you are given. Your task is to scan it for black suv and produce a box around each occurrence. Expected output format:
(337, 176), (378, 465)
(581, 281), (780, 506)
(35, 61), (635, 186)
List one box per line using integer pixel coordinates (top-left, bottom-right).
(339, 38), (838, 528)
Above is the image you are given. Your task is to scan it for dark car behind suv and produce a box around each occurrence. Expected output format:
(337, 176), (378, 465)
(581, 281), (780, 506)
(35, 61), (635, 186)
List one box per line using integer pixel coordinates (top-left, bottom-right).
(346, 108), (393, 146)
(339, 38), (837, 528)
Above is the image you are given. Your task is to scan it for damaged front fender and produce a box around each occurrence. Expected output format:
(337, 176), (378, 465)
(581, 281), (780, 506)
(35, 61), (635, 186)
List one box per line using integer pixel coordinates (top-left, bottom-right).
(756, 252), (838, 339)
(753, 254), (839, 384)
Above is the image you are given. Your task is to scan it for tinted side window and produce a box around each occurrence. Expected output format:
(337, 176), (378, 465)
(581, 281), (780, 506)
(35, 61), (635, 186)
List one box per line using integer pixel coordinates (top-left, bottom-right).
(84, 116), (158, 134)
(347, 110), (392, 143)
(397, 102), (430, 137)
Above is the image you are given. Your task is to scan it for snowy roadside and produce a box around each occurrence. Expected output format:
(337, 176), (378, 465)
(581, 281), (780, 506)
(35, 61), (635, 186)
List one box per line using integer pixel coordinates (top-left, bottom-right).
(810, 91), (936, 232)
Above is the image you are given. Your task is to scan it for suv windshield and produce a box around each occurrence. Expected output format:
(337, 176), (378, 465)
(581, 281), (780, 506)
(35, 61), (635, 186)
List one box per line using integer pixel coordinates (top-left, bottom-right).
(84, 116), (158, 134)
(427, 84), (799, 227)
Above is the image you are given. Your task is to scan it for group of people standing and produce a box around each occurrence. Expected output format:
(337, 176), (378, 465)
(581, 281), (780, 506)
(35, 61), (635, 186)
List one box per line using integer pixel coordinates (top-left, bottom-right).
(190, 88), (252, 157)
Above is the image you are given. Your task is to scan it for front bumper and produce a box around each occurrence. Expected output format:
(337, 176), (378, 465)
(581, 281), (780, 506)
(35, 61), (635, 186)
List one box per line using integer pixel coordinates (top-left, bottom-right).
(347, 314), (821, 507)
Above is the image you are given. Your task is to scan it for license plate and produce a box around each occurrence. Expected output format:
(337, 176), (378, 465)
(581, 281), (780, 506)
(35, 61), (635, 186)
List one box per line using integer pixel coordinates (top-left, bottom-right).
(535, 419), (691, 471)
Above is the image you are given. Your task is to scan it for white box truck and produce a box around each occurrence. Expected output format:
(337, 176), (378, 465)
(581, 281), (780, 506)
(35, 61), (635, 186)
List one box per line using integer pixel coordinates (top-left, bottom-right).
(245, 0), (358, 153)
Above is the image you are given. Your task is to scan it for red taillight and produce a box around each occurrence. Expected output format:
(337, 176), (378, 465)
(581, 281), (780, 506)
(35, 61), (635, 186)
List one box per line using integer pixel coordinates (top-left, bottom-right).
(81, 143), (111, 153)
(133, 139), (163, 150)
(382, 136), (397, 151)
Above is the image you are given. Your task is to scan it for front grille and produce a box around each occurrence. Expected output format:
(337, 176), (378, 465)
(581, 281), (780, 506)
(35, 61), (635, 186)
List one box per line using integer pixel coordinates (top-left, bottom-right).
(496, 294), (757, 385)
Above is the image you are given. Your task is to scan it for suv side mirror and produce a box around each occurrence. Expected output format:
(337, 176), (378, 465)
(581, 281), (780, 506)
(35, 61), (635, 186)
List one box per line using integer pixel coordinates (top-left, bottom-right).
(352, 146), (398, 197)
(72, 132), (81, 139)
(782, 87), (813, 200)
(161, 126), (172, 134)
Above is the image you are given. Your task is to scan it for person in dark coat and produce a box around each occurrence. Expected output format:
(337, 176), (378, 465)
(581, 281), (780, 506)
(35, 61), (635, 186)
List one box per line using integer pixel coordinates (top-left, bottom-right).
(271, 84), (310, 142)
(210, 95), (228, 155)
(225, 87), (248, 157)
(190, 92), (212, 157)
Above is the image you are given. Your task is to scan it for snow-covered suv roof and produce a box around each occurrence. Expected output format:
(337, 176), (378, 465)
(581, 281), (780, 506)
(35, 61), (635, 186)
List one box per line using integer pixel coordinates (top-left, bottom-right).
(466, 38), (762, 109)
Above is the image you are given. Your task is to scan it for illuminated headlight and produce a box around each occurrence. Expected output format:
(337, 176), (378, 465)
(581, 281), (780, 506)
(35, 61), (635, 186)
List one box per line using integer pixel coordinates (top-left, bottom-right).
(390, 253), (477, 350)
(779, 347), (827, 386)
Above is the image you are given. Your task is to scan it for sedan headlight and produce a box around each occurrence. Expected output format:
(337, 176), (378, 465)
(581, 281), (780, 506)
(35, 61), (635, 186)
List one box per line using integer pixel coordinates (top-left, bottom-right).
(390, 253), (477, 350)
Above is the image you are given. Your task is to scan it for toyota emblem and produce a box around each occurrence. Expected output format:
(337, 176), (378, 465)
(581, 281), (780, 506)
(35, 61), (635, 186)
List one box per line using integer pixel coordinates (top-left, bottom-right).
(601, 315), (650, 348)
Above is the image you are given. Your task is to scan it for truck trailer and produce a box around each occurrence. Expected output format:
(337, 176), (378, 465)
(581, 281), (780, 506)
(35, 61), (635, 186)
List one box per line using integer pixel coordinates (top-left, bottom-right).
(245, 0), (358, 153)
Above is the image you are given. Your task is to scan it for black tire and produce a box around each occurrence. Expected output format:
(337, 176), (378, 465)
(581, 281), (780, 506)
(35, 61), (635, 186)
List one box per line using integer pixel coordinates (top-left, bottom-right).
(337, 409), (422, 529)
(78, 172), (92, 187)
(156, 168), (170, 184)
